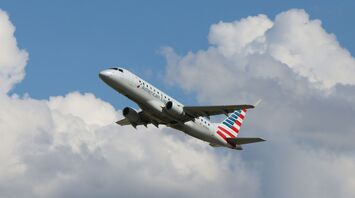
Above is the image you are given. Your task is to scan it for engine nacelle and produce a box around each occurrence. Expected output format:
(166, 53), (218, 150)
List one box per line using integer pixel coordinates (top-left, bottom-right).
(122, 107), (140, 123)
(165, 101), (185, 117)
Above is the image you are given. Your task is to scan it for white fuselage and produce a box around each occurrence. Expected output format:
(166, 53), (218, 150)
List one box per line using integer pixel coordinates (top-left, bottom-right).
(99, 68), (229, 147)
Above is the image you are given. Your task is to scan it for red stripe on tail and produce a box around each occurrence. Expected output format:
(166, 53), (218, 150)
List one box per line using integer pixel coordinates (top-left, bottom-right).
(231, 126), (239, 133)
(217, 131), (227, 140)
(235, 120), (242, 126)
(239, 114), (245, 120)
(218, 126), (237, 137)
(218, 127), (236, 138)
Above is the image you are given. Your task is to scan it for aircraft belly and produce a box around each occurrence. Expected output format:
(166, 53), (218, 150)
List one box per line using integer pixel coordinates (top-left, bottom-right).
(178, 121), (216, 143)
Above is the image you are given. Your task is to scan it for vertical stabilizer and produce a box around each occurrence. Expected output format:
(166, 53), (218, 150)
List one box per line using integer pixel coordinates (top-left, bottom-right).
(215, 109), (248, 140)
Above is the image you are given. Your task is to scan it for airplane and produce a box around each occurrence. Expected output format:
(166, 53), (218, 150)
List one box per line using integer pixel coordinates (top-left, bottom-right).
(99, 67), (265, 150)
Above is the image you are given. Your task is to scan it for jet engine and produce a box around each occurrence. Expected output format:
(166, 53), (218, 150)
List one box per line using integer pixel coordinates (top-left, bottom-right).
(165, 101), (185, 117)
(123, 107), (140, 123)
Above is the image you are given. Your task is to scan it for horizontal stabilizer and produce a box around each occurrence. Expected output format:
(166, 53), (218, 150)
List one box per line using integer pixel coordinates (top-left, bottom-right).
(209, 143), (223, 147)
(226, 137), (266, 145)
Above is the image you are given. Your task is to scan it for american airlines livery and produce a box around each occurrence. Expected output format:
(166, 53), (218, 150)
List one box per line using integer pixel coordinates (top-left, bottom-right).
(99, 67), (265, 150)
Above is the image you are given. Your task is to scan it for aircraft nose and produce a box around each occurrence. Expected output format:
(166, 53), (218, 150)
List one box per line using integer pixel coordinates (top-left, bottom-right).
(99, 69), (112, 81)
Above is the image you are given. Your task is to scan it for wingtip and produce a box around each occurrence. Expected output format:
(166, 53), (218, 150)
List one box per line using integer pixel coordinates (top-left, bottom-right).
(245, 104), (255, 109)
(254, 99), (262, 107)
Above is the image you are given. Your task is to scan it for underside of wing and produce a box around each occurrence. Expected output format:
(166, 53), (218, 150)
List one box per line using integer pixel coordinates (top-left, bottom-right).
(116, 110), (166, 127)
(226, 137), (266, 145)
(183, 104), (254, 118)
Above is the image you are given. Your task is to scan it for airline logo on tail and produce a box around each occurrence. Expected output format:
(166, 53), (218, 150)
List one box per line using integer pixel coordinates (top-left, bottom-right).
(216, 109), (247, 141)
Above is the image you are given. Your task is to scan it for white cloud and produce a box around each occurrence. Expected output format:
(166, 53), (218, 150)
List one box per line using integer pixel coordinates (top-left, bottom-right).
(0, 9), (28, 94)
(0, 92), (260, 198)
(48, 92), (119, 126)
(209, 14), (273, 57)
(166, 9), (355, 92)
(266, 9), (355, 89)
(164, 8), (355, 197)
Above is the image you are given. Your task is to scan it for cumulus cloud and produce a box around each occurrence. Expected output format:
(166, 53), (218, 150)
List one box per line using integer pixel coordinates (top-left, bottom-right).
(266, 9), (355, 89)
(0, 92), (259, 198)
(0, 9), (28, 93)
(209, 14), (273, 57)
(166, 9), (355, 92)
(0, 9), (258, 198)
(164, 9), (355, 197)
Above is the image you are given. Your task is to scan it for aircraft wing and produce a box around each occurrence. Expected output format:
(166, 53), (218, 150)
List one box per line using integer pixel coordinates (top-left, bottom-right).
(116, 111), (166, 127)
(183, 104), (255, 118)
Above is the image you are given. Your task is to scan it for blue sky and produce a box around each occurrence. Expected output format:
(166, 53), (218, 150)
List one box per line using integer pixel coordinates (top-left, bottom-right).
(2, 0), (355, 108)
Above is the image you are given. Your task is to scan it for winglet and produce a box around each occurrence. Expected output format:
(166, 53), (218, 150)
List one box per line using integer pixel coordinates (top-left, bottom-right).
(254, 99), (262, 107)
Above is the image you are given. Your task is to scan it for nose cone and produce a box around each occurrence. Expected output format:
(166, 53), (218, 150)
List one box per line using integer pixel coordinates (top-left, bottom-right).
(99, 69), (112, 82)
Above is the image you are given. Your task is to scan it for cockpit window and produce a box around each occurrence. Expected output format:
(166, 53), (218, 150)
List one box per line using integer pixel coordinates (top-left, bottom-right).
(109, 68), (123, 72)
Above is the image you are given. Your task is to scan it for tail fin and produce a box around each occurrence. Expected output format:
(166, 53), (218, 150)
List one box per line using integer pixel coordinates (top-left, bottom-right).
(216, 109), (248, 139)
